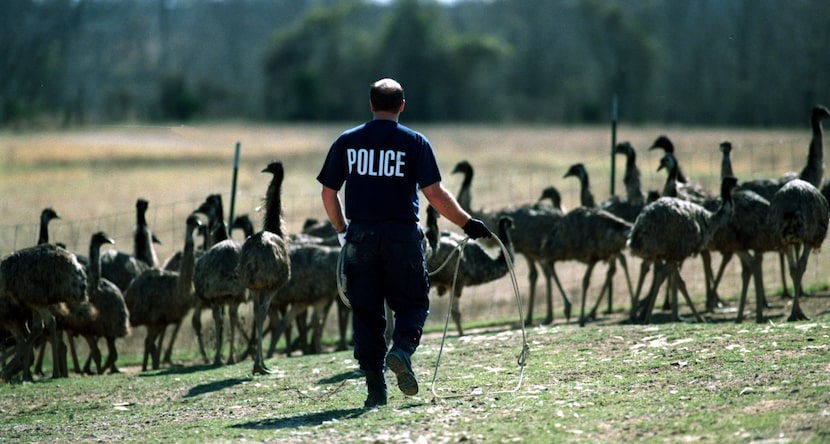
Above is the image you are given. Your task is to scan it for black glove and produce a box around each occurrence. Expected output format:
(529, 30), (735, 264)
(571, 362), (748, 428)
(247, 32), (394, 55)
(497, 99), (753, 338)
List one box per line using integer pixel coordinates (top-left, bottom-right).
(462, 218), (492, 239)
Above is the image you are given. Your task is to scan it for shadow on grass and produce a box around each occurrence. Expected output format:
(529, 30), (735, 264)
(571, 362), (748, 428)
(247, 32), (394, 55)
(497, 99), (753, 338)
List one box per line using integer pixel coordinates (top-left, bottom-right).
(231, 401), (426, 431)
(184, 377), (252, 398)
(317, 370), (361, 385)
(231, 407), (368, 430)
(137, 363), (216, 377)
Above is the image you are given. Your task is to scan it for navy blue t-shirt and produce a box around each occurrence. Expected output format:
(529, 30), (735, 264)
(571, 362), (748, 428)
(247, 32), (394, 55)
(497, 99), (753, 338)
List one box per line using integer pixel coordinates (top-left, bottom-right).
(317, 119), (441, 222)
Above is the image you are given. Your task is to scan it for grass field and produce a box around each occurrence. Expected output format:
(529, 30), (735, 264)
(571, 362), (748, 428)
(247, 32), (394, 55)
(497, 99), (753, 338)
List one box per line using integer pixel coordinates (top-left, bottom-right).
(1, 123), (829, 442)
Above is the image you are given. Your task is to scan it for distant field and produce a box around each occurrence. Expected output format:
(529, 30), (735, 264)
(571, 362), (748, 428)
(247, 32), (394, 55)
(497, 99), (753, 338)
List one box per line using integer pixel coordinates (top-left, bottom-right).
(0, 123), (808, 246)
(0, 123), (826, 352)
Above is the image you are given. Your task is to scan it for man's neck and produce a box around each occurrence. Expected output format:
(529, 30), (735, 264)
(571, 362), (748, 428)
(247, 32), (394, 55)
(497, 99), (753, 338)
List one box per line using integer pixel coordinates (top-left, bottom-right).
(372, 111), (399, 121)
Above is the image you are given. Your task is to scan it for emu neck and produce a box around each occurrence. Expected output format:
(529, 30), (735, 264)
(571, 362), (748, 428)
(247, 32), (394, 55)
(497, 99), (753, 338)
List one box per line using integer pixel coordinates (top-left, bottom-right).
(455, 171), (473, 212)
(579, 173), (596, 208)
(88, 242), (102, 291)
(709, 181), (736, 241)
(662, 164), (680, 198)
(134, 207), (158, 267)
(38, 215), (50, 245)
(623, 153), (644, 204)
(263, 180), (285, 236)
(800, 114), (825, 187)
(721, 153), (734, 180)
(177, 229), (197, 296)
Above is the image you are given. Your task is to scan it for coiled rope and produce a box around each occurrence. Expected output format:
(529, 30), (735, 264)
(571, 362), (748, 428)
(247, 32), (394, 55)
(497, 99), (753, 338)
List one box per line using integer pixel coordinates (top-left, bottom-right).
(427, 233), (528, 400)
(336, 229), (529, 400)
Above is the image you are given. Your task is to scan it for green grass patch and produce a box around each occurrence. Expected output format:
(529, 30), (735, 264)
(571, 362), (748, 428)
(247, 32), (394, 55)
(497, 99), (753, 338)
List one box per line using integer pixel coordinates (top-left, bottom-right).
(3, 316), (828, 443)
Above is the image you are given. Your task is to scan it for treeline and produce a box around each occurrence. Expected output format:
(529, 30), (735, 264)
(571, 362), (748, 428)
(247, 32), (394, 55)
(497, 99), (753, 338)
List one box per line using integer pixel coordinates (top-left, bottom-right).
(2, 0), (828, 127)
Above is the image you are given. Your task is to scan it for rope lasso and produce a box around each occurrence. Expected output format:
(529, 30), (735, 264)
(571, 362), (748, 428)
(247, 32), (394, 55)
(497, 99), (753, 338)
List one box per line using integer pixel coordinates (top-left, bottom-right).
(429, 232), (529, 400)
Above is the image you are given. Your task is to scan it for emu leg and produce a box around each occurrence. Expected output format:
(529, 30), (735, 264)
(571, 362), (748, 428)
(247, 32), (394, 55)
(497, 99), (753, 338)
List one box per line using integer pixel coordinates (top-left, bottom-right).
(549, 262), (573, 322)
(252, 290), (275, 375)
(143, 325), (161, 371)
(82, 335), (103, 374)
(638, 260), (669, 324)
(161, 320), (181, 366)
(35, 308), (64, 379)
(588, 259), (616, 320)
(451, 284), (465, 336)
(55, 340), (68, 379)
(541, 261), (568, 322)
(787, 245), (811, 322)
(523, 256), (539, 326)
(211, 303), (224, 366)
(673, 266), (704, 323)
(227, 303), (241, 365)
(616, 253), (635, 314)
(710, 252), (734, 306)
(103, 337), (120, 373)
(734, 252), (753, 323)
(67, 333), (82, 374)
(750, 252), (768, 323)
(310, 299), (333, 354)
(192, 307), (209, 364)
(313, 298), (335, 354)
(700, 251), (721, 312)
(779, 251), (792, 298)
(34, 336), (47, 377)
(294, 309), (309, 354)
(2, 326), (28, 382)
(265, 306), (282, 358)
(633, 260), (652, 321)
(578, 262), (597, 327)
(757, 253), (771, 309)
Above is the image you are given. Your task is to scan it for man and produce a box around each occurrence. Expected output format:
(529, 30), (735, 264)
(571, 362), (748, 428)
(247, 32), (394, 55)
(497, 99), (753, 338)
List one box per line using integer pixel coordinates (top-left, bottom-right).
(317, 78), (491, 408)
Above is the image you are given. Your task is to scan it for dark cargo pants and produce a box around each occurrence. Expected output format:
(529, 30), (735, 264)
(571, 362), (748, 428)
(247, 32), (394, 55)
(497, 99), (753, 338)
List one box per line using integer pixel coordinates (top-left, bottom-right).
(343, 220), (430, 372)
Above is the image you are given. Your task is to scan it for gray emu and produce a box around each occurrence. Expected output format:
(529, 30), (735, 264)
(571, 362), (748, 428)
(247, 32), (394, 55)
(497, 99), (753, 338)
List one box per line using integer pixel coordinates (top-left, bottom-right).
(236, 161), (292, 375)
(125, 214), (202, 371)
(539, 205), (633, 327)
(628, 177), (737, 324)
(768, 179), (829, 321)
(0, 243), (87, 380)
(70, 232), (131, 374)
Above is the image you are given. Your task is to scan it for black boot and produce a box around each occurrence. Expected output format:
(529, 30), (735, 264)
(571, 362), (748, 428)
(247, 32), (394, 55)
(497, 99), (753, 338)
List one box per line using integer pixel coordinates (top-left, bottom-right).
(363, 370), (387, 408)
(386, 348), (418, 396)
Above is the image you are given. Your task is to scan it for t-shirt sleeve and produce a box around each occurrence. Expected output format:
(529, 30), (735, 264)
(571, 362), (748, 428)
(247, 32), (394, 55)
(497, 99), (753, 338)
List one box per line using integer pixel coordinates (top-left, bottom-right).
(316, 140), (346, 191)
(415, 136), (442, 188)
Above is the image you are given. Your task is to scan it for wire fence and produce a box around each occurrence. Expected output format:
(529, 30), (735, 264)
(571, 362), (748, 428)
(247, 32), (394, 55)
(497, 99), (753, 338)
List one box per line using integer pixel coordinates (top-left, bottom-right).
(2, 132), (827, 347)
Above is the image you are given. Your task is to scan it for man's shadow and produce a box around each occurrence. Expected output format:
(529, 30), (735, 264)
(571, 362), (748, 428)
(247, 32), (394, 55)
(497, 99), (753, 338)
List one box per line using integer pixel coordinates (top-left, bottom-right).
(232, 369), (367, 429)
(231, 407), (368, 430)
(231, 370), (425, 430)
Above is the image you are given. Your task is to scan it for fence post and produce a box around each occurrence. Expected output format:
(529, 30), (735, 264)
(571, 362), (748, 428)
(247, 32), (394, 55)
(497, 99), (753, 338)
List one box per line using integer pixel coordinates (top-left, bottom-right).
(608, 94), (619, 315)
(228, 142), (241, 234)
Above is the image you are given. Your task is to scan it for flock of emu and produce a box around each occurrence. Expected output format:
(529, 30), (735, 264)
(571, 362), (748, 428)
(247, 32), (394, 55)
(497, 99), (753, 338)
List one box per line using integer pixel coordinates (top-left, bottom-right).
(1, 105), (828, 382)
(451, 105), (830, 329)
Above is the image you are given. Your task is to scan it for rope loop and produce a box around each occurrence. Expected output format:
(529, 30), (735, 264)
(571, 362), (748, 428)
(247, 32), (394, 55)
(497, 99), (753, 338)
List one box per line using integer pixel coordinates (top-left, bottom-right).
(430, 230), (529, 400)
